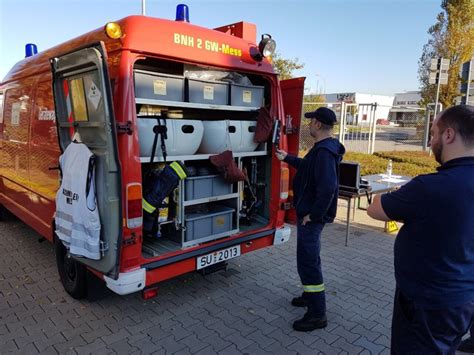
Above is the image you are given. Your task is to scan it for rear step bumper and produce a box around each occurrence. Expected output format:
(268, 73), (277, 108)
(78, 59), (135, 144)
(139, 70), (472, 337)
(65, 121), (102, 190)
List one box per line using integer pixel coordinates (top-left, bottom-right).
(104, 225), (291, 295)
(143, 228), (277, 270)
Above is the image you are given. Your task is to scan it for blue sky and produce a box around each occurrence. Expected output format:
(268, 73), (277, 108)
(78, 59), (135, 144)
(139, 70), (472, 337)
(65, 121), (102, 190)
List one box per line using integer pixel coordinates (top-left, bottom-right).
(0, 0), (440, 96)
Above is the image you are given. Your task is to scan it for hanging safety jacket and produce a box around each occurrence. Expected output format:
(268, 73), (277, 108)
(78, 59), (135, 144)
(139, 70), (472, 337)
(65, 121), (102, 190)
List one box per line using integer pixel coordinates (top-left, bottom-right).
(55, 142), (101, 260)
(142, 161), (187, 235)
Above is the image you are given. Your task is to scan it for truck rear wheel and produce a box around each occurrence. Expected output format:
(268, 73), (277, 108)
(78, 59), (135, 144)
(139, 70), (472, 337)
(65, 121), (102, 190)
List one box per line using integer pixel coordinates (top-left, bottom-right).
(55, 239), (87, 299)
(0, 204), (12, 221)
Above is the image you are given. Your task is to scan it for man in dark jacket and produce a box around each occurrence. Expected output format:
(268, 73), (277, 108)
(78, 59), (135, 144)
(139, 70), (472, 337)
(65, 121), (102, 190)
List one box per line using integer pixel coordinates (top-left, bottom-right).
(367, 105), (474, 353)
(276, 107), (345, 331)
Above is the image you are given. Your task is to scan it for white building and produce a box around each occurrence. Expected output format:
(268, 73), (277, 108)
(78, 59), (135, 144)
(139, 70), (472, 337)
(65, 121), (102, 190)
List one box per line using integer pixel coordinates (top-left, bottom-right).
(389, 91), (423, 124)
(321, 92), (394, 125)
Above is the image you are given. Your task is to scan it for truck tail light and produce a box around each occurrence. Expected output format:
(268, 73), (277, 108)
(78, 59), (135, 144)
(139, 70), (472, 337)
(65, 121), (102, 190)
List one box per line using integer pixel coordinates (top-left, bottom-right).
(280, 167), (289, 200)
(126, 183), (143, 229)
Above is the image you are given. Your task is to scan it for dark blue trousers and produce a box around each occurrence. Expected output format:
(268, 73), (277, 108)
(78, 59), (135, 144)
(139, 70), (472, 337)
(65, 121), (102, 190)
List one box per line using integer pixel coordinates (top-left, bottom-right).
(296, 221), (326, 317)
(391, 287), (474, 354)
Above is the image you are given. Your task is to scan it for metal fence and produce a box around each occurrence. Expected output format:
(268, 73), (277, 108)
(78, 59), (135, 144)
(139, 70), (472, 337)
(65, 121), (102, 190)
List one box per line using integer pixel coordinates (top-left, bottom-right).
(300, 102), (433, 154)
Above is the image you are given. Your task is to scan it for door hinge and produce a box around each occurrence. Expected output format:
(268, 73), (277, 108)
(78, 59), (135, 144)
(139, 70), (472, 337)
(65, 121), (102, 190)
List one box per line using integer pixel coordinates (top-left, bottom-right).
(116, 121), (133, 135)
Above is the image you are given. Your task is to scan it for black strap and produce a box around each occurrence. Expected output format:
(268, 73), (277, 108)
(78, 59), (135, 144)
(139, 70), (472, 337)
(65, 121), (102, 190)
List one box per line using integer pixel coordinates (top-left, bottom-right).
(158, 117), (168, 164)
(149, 117), (168, 164)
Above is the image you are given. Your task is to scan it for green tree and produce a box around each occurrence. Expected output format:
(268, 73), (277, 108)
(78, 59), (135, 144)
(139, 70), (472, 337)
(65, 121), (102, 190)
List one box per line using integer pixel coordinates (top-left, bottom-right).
(418, 0), (474, 107)
(271, 52), (304, 80)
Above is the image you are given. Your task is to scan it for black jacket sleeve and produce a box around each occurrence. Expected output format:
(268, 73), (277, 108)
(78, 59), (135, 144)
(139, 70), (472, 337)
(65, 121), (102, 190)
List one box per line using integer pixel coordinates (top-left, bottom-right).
(309, 149), (338, 222)
(284, 154), (303, 169)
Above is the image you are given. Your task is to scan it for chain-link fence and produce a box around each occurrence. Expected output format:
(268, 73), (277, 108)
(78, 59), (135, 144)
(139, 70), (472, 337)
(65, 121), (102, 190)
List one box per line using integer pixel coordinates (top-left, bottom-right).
(300, 102), (431, 154)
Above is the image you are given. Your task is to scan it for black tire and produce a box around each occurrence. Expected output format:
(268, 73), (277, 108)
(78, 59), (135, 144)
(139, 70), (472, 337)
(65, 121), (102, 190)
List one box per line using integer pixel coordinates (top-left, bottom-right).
(55, 239), (87, 299)
(0, 204), (12, 221)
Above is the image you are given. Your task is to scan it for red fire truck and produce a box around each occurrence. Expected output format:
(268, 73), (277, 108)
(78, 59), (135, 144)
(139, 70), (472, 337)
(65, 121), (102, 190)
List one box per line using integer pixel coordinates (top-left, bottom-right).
(0, 5), (304, 299)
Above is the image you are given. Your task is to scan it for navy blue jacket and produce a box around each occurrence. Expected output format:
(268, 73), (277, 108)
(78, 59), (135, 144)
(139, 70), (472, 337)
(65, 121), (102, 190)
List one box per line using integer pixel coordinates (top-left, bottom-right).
(285, 137), (345, 223)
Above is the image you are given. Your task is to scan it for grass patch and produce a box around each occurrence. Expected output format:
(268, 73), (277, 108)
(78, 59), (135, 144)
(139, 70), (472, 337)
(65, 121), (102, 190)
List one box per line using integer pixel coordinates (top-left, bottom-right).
(299, 149), (439, 177)
(346, 151), (438, 177)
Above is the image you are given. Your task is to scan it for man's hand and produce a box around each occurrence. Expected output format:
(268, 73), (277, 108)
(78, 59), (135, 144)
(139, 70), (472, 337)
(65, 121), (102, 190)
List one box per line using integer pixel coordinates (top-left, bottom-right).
(301, 214), (311, 225)
(275, 148), (288, 161)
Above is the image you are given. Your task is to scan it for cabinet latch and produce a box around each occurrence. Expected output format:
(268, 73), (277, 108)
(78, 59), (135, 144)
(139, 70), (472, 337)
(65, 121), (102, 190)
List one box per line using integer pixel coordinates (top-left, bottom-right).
(123, 233), (138, 246)
(116, 121), (133, 135)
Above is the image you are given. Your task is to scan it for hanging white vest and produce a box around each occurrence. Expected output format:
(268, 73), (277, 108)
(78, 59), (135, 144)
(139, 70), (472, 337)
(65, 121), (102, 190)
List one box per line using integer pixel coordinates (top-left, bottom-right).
(55, 142), (101, 260)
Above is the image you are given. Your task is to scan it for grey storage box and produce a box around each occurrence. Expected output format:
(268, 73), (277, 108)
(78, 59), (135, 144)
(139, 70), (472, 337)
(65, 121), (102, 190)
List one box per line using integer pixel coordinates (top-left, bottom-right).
(185, 205), (235, 242)
(230, 83), (264, 107)
(134, 70), (184, 101)
(185, 175), (232, 201)
(187, 78), (229, 105)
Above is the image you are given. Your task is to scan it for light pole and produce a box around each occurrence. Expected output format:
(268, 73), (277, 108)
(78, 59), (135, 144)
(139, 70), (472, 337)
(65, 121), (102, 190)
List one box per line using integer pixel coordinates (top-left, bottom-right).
(429, 57), (449, 118)
(142, 0), (146, 15)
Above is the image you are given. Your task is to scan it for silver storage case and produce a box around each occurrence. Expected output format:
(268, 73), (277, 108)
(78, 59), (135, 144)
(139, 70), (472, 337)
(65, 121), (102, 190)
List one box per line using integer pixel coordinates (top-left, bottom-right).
(185, 175), (233, 201)
(185, 205), (235, 242)
(187, 78), (229, 105)
(134, 70), (185, 101)
(230, 83), (264, 107)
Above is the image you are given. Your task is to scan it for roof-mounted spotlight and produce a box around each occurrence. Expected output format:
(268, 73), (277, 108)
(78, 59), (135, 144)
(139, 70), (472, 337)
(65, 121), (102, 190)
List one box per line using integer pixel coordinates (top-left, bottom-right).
(251, 34), (276, 62)
(259, 34), (276, 58)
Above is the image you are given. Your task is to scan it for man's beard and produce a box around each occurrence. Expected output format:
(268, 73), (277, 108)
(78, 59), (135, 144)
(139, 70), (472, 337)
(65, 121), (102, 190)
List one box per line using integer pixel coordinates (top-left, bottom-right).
(432, 141), (443, 164)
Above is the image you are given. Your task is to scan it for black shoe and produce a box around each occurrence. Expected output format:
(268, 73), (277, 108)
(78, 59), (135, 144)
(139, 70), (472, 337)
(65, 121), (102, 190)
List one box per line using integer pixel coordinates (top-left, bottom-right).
(458, 337), (474, 353)
(291, 296), (309, 307)
(292, 312), (327, 332)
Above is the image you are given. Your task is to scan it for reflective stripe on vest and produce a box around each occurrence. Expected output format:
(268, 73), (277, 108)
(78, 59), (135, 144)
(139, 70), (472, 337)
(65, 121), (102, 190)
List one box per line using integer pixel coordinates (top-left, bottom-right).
(170, 161), (187, 180)
(142, 198), (156, 213)
(303, 284), (325, 293)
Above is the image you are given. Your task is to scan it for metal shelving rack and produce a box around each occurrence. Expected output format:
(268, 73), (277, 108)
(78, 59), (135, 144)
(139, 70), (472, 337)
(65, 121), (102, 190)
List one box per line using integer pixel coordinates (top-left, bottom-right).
(136, 98), (260, 111)
(137, 89), (269, 250)
(139, 144), (267, 163)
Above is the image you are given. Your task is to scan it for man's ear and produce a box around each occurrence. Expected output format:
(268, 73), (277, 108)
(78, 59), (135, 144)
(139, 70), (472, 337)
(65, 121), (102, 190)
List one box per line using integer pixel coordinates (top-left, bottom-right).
(444, 127), (456, 144)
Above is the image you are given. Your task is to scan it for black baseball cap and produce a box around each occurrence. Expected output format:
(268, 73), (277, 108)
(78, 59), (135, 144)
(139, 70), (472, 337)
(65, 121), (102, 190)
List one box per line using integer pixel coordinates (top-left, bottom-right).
(304, 107), (337, 126)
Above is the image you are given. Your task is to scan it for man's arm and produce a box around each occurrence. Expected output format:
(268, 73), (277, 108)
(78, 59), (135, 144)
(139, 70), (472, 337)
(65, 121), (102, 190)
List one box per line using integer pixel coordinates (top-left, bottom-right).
(283, 154), (303, 169)
(367, 194), (390, 221)
(275, 148), (302, 169)
(366, 177), (426, 223)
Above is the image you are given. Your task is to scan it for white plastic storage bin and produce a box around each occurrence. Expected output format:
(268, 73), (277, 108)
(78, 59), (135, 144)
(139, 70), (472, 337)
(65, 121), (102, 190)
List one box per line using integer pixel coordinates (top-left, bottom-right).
(230, 83), (264, 107)
(138, 118), (204, 157)
(198, 120), (258, 154)
(185, 175), (233, 201)
(134, 70), (185, 101)
(187, 78), (229, 105)
(184, 205), (235, 242)
(236, 121), (258, 152)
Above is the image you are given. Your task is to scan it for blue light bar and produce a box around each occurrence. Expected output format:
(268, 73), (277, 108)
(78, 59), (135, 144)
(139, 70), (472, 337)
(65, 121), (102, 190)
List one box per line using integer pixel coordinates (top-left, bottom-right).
(25, 43), (38, 58)
(176, 4), (190, 22)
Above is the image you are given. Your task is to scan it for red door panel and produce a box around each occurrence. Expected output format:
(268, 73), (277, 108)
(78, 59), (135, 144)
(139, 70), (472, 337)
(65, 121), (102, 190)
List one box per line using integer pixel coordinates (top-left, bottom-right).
(280, 77), (305, 224)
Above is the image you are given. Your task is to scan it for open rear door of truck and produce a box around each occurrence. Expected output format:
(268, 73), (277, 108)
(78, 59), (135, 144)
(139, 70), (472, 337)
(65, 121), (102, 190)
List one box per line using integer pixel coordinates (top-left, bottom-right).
(280, 77), (305, 224)
(51, 43), (122, 277)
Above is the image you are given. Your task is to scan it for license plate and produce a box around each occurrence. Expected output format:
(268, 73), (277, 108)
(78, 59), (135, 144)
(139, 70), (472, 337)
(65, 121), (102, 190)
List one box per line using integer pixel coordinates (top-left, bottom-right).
(196, 245), (241, 270)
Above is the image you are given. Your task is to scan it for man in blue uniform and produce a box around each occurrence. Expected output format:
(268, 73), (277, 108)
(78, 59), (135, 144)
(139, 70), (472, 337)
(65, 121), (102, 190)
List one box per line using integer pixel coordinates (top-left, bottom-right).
(367, 105), (474, 353)
(276, 107), (345, 332)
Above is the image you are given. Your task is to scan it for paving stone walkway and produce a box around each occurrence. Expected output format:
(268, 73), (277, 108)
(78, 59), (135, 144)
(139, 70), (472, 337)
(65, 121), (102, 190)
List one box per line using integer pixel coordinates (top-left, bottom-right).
(1, 212), (398, 354)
